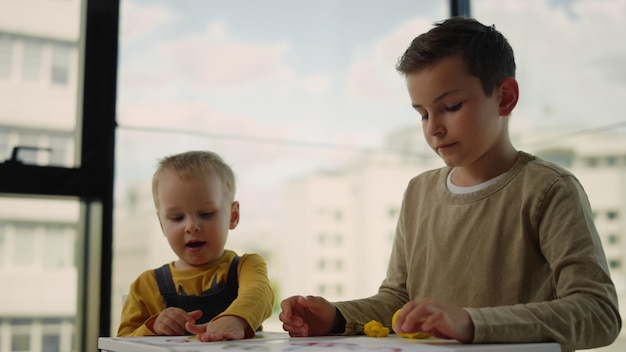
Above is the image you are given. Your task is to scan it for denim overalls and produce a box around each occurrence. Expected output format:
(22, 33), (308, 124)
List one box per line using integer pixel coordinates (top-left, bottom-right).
(154, 256), (240, 325)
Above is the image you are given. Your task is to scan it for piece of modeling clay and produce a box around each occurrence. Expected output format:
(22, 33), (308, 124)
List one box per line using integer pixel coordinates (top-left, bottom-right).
(392, 309), (431, 339)
(364, 320), (390, 337)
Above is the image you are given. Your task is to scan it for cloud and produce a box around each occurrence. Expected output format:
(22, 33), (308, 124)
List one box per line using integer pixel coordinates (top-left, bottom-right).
(345, 17), (433, 104)
(158, 21), (293, 89)
(119, 1), (178, 45)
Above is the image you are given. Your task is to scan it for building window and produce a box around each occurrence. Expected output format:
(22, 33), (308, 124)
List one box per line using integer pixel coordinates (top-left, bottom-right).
(22, 38), (44, 81)
(44, 227), (73, 269)
(606, 211), (619, 220)
(14, 224), (37, 266)
(42, 319), (64, 352)
(17, 132), (40, 164)
(51, 44), (71, 85)
(0, 128), (10, 160)
(609, 259), (621, 269)
(42, 334), (61, 352)
(11, 318), (31, 352)
(608, 234), (619, 245)
(0, 34), (13, 78)
(0, 223), (5, 267)
(49, 134), (70, 167)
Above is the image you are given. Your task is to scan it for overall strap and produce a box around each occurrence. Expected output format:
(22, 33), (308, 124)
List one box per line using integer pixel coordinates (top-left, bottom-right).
(227, 255), (240, 287)
(154, 264), (176, 305)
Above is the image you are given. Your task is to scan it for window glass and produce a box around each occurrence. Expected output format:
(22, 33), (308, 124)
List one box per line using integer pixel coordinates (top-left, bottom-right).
(10, 318), (31, 352)
(42, 335), (61, 352)
(0, 1), (82, 169)
(0, 223), (5, 267)
(0, 34), (12, 78)
(114, 0), (447, 332)
(0, 196), (81, 351)
(51, 44), (71, 85)
(44, 226), (74, 269)
(474, 1), (626, 350)
(1, 0), (96, 349)
(22, 38), (43, 81)
(14, 224), (37, 266)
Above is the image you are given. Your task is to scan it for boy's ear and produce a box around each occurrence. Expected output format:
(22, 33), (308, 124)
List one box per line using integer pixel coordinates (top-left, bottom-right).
(229, 201), (240, 229)
(498, 77), (519, 116)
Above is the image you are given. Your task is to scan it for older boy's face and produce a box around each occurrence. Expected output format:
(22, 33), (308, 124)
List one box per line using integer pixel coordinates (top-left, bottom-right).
(405, 55), (509, 170)
(156, 170), (239, 269)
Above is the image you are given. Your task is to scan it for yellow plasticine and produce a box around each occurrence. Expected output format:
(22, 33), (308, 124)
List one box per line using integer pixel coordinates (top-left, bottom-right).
(364, 320), (390, 337)
(392, 309), (431, 339)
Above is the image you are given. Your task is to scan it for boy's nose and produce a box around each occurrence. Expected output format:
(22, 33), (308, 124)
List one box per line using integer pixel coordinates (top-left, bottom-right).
(426, 116), (445, 136)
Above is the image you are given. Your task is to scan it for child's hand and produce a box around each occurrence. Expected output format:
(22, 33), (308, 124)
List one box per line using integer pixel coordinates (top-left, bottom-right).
(393, 299), (474, 344)
(185, 315), (249, 342)
(279, 295), (337, 337)
(153, 308), (203, 336)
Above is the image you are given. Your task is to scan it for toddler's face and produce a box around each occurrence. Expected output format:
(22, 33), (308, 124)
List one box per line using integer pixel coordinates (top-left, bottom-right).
(156, 170), (238, 269)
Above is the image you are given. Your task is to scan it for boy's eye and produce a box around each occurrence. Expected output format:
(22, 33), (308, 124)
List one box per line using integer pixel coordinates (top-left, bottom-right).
(200, 212), (214, 218)
(420, 113), (429, 121)
(445, 103), (462, 112)
(170, 216), (183, 222)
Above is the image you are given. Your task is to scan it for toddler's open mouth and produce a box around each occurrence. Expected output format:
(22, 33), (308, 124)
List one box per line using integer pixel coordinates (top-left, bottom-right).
(186, 241), (206, 248)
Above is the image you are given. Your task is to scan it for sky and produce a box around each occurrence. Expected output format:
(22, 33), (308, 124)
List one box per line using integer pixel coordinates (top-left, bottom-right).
(114, 0), (626, 238)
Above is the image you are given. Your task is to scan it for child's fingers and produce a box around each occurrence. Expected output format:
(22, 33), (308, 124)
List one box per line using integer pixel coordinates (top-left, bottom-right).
(186, 309), (203, 322)
(185, 321), (206, 335)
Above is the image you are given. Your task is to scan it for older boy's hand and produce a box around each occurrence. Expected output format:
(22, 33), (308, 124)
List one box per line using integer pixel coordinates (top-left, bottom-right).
(153, 308), (202, 336)
(394, 298), (474, 344)
(185, 315), (249, 342)
(279, 295), (337, 337)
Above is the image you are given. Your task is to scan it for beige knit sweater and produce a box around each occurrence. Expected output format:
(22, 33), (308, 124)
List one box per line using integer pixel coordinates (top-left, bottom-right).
(335, 152), (621, 352)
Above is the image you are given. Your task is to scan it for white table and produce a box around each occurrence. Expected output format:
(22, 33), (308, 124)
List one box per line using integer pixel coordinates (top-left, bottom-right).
(99, 331), (561, 352)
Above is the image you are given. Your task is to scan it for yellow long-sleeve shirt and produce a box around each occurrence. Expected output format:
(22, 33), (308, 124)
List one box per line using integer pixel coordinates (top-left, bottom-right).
(117, 250), (274, 337)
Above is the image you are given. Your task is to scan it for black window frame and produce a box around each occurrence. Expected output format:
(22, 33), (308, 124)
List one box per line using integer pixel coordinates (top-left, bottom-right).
(0, 0), (118, 350)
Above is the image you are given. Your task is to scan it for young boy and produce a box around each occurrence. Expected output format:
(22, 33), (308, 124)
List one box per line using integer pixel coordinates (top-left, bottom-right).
(118, 150), (274, 341)
(279, 17), (621, 351)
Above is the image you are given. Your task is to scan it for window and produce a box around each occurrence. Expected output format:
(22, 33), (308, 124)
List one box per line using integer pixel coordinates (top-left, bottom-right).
(44, 226), (74, 269)
(51, 44), (71, 85)
(17, 132), (40, 165)
(0, 0), (114, 350)
(22, 38), (43, 81)
(0, 34), (13, 78)
(14, 224), (37, 267)
(42, 335), (61, 352)
(0, 223), (5, 267)
(10, 318), (31, 352)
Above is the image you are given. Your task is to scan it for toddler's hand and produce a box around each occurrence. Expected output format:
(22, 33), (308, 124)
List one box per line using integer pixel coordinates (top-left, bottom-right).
(153, 308), (202, 336)
(186, 315), (249, 342)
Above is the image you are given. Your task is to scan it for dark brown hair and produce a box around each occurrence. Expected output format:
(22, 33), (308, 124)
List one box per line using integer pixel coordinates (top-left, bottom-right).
(396, 17), (516, 96)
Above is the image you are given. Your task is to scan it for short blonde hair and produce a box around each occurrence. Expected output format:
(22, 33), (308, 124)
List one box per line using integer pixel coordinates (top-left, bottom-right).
(152, 151), (236, 209)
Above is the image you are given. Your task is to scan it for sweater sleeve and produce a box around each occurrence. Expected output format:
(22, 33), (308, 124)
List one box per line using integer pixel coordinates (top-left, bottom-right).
(215, 253), (274, 337)
(466, 175), (621, 351)
(116, 270), (164, 337)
